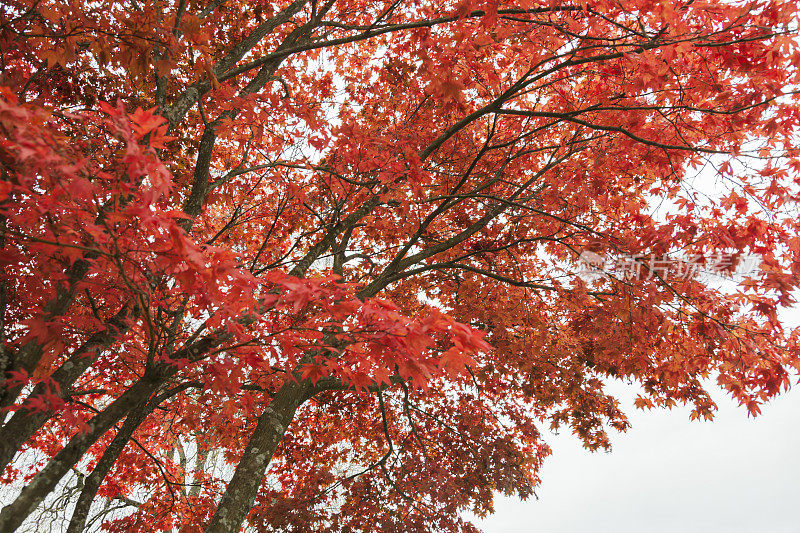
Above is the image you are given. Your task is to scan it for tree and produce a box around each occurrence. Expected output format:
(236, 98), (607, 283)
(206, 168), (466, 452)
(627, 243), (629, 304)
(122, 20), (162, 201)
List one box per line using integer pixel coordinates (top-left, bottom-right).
(0, 0), (799, 530)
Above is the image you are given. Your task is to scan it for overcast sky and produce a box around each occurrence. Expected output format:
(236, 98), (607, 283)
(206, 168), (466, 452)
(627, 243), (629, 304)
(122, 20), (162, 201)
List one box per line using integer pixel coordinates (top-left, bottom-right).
(474, 376), (800, 533)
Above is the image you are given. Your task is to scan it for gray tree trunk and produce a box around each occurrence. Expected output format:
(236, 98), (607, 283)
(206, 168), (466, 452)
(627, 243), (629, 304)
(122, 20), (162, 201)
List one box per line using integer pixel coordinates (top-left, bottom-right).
(204, 377), (311, 533)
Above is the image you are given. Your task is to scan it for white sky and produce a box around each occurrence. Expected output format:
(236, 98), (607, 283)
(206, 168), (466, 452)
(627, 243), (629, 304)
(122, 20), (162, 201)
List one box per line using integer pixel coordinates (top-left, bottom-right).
(476, 368), (800, 532)
(475, 148), (800, 533)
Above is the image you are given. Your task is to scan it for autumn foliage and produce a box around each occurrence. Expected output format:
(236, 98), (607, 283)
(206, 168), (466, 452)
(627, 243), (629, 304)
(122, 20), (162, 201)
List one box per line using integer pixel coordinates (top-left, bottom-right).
(0, 0), (799, 530)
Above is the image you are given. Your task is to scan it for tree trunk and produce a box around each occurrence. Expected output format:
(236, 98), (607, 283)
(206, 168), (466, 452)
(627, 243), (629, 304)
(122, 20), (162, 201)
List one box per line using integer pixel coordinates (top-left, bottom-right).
(0, 332), (222, 530)
(0, 304), (131, 474)
(64, 397), (151, 533)
(0, 376), (159, 531)
(0, 258), (93, 411)
(204, 377), (311, 533)
(65, 380), (195, 533)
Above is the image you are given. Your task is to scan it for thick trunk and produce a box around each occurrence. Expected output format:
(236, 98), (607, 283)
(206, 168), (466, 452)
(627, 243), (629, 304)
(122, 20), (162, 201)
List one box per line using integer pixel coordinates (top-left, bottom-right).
(0, 333), (221, 531)
(65, 381), (194, 533)
(64, 397), (151, 533)
(0, 258), (92, 410)
(204, 378), (311, 533)
(0, 376), (159, 532)
(0, 304), (131, 474)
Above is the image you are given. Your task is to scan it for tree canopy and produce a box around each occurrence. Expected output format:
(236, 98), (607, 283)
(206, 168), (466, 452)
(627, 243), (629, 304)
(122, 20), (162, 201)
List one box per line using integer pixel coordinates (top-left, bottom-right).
(0, 0), (799, 531)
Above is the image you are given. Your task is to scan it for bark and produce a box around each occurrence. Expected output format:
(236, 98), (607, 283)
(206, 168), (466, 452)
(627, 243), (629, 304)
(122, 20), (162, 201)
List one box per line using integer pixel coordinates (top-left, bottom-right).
(64, 398), (152, 533)
(0, 304), (132, 473)
(0, 257), (92, 411)
(65, 382), (196, 533)
(0, 331), (225, 530)
(179, 17), (318, 235)
(204, 377), (311, 533)
(161, 0), (309, 128)
(0, 376), (160, 531)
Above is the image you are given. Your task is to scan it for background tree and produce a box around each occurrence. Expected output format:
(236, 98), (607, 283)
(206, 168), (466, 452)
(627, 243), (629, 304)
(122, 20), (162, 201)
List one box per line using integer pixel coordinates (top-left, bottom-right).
(0, 0), (799, 531)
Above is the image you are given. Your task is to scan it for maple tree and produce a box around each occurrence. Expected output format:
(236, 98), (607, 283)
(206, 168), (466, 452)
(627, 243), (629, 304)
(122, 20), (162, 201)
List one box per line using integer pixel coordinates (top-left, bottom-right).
(0, 0), (799, 530)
